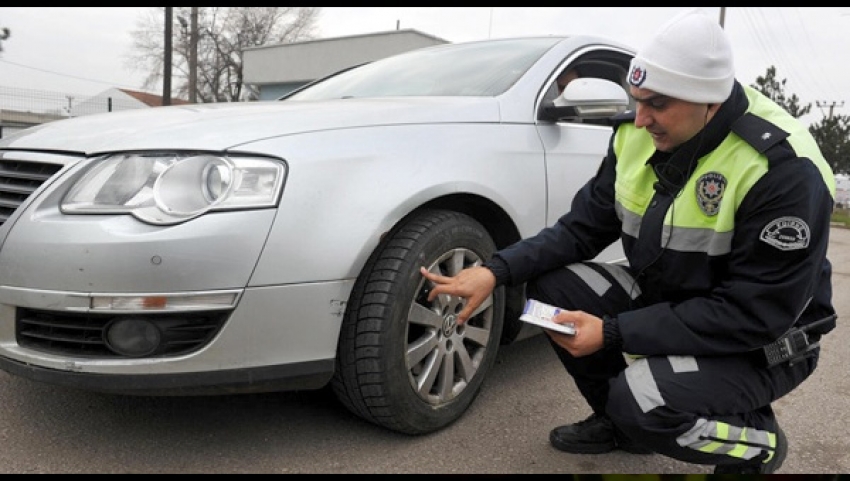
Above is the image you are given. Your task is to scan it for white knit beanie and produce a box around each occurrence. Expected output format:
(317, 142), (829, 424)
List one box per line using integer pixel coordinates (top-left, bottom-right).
(628, 8), (734, 104)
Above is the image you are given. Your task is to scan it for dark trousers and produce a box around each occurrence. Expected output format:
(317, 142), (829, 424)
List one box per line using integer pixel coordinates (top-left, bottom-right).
(525, 261), (818, 466)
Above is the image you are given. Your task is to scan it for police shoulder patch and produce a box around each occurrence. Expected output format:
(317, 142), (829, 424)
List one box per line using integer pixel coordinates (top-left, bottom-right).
(696, 172), (726, 216)
(760, 217), (810, 251)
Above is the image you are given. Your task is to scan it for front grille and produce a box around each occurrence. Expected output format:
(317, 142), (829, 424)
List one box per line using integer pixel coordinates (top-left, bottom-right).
(0, 156), (64, 226)
(17, 308), (228, 358)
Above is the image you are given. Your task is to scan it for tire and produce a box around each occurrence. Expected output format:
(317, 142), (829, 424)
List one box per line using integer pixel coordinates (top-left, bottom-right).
(331, 209), (505, 435)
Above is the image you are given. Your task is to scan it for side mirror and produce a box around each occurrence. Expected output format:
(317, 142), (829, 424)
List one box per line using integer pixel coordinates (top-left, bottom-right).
(540, 78), (630, 123)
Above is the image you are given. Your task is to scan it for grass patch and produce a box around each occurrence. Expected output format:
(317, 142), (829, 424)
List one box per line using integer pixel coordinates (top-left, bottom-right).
(832, 208), (850, 228)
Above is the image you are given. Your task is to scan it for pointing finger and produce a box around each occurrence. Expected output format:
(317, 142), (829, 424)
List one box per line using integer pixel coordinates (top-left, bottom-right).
(420, 266), (445, 283)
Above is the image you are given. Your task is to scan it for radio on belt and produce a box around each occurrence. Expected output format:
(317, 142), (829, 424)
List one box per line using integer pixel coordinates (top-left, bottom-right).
(762, 314), (836, 368)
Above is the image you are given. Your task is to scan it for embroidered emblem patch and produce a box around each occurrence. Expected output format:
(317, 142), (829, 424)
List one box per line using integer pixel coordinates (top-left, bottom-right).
(628, 65), (646, 87)
(696, 172), (726, 216)
(760, 217), (810, 251)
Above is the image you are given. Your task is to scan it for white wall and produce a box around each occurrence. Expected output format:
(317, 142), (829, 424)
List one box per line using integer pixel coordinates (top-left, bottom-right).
(836, 174), (849, 208)
(70, 88), (148, 117)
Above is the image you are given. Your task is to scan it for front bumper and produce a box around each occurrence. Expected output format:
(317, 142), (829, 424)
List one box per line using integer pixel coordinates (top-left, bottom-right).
(0, 352), (335, 396)
(0, 280), (354, 395)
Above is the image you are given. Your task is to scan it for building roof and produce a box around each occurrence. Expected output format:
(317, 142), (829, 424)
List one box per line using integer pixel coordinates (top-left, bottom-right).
(243, 29), (449, 85)
(119, 89), (191, 107)
(245, 28), (448, 53)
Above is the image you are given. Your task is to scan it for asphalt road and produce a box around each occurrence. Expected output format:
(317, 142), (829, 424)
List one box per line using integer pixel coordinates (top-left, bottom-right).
(0, 227), (847, 474)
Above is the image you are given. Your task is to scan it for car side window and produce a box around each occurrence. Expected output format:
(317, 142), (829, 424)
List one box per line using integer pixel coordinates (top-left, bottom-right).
(542, 64), (587, 123)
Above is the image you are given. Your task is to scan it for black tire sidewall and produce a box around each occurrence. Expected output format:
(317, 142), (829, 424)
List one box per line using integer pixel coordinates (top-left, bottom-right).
(342, 209), (505, 434)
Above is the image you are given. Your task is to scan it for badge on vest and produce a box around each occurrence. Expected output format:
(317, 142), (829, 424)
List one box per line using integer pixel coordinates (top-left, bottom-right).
(696, 172), (726, 216)
(760, 217), (810, 251)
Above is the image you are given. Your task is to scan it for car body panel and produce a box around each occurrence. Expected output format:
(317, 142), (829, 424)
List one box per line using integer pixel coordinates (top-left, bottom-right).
(245, 122), (549, 285)
(1, 98), (502, 154)
(0, 280), (351, 376)
(0, 208), (276, 292)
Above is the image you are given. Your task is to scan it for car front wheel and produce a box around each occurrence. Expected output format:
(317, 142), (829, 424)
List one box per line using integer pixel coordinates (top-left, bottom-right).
(332, 209), (505, 435)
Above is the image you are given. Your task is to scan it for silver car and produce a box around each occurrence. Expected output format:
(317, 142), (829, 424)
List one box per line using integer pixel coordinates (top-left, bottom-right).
(0, 36), (634, 435)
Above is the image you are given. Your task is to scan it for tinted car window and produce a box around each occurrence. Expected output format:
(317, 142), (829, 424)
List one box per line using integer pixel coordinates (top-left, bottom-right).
(286, 37), (562, 100)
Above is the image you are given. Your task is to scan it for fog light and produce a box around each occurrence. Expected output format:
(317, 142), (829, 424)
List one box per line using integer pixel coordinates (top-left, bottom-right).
(104, 318), (162, 357)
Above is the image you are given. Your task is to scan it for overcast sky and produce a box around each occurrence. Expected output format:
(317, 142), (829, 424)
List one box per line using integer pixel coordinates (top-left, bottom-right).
(0, 7), (847, 125)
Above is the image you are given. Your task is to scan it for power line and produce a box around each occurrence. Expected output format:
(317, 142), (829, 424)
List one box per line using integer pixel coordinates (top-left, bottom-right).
(737, 8), (843, 102)
(816, 100), (844, 119)
(791, 7), (845, 99)
(0, 57), (140, 90)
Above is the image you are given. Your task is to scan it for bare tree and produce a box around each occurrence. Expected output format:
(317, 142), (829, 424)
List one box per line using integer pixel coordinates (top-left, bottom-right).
(0, 27), (10, 53)
(128, 7), (320, 103)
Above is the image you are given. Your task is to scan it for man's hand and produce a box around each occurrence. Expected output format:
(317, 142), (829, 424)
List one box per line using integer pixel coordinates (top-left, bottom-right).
(546, 310), (604, 357)
(419, 265), (496, 324)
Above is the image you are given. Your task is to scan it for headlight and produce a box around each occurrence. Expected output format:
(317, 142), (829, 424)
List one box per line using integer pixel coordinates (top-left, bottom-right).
(61, 153), (286, 225)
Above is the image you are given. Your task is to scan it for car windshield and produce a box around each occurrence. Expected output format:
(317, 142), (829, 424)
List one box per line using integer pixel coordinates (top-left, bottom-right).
(285, 37), (563, 100)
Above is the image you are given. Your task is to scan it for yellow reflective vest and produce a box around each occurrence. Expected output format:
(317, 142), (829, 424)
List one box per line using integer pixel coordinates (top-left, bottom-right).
(492, 82), (836, 356)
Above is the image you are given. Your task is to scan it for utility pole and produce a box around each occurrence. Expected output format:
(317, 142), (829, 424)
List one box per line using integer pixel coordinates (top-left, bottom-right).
(816, 101), (844, 119)
(163, 7), (173, 106)
(189, 7), (198, 103)
(488, 7), (494, 38)
(65, 95), (74, 117)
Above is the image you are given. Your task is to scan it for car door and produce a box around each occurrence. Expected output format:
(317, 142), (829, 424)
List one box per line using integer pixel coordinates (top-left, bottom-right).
(535, 50), (634, 263)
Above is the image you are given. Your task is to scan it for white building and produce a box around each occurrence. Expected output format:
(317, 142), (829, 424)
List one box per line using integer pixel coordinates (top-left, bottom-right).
(70, 88), (189, 118)
(836, 174), (849, 208)
(242, 29), (448, 100)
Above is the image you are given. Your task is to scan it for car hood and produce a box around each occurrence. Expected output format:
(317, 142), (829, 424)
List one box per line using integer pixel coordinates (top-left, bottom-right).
(0, 97), (502, 154)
